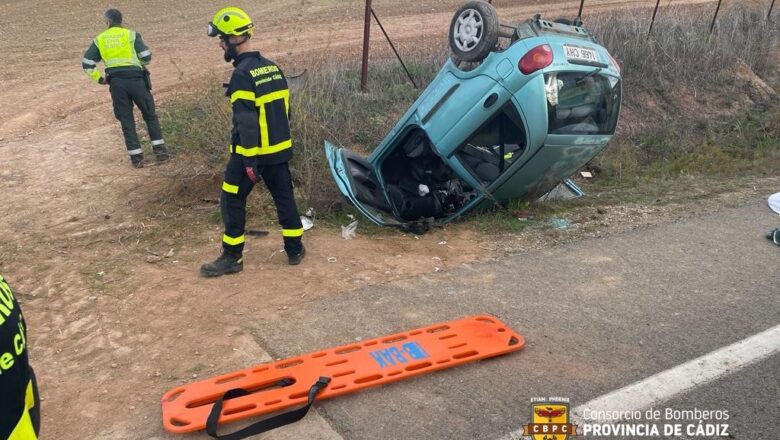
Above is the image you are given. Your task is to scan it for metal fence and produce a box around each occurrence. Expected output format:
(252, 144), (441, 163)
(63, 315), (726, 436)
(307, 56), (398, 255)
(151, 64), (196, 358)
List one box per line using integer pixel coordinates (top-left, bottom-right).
(359, 0), (778, 92)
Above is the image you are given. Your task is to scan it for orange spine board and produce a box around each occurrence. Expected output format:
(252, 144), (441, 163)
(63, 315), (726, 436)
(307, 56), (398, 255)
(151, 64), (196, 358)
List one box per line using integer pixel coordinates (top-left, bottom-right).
(162, 315), (524, 433)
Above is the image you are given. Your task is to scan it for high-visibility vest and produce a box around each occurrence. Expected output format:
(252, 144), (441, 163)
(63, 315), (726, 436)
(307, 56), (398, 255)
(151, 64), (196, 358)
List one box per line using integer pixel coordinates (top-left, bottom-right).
(94, 27), (142, 69)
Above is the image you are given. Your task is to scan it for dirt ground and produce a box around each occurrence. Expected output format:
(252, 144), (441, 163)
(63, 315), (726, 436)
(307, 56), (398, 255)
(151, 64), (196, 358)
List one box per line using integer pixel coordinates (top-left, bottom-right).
(0, 0), (765, 439)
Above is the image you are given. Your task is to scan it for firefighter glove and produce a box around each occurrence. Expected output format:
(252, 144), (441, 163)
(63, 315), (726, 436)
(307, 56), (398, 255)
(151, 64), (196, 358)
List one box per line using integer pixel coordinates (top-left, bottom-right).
(245, 166), (259, 183)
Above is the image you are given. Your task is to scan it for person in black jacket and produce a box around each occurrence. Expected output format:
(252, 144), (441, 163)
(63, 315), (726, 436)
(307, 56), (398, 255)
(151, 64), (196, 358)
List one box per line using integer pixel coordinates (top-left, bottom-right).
(201, 7), (305, 277)
(0, 274), (40, 440)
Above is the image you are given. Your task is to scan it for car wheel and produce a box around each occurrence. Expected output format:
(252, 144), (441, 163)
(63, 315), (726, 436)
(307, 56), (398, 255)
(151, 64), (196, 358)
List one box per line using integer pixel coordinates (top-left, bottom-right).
(449, 1), (500, 63)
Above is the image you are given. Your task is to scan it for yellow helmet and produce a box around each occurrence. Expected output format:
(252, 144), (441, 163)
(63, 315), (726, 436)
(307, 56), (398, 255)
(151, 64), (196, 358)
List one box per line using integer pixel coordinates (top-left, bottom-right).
(208, 7), (254, 37)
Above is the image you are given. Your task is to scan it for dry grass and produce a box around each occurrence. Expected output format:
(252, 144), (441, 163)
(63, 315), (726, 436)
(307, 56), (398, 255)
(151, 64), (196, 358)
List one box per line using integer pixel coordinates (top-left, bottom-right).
(159, 3), (780, 219)
(589, 3), (780, 90)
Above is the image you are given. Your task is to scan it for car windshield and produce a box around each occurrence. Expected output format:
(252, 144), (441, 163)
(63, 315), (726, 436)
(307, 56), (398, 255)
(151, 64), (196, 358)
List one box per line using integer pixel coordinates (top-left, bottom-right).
(456, 104), (527, 184)
(545, 72), (621, 135)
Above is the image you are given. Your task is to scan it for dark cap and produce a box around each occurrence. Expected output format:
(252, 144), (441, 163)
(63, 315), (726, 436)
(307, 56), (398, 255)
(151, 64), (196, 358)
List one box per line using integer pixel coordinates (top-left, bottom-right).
(105, 9), (123, 25)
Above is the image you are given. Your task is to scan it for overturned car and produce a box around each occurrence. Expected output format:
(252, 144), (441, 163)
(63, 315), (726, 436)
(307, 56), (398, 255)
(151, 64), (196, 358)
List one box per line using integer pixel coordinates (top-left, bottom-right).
(326, 1), (622, 232)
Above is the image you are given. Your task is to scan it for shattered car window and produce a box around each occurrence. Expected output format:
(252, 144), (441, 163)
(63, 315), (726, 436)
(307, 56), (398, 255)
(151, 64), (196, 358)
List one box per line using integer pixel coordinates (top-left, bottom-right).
(546, 72), (621, 135)
(456, 104), (527, 183)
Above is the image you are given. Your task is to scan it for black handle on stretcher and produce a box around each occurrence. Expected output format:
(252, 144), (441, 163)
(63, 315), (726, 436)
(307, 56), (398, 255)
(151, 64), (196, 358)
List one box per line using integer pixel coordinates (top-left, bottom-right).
(206, 376), (331, 440)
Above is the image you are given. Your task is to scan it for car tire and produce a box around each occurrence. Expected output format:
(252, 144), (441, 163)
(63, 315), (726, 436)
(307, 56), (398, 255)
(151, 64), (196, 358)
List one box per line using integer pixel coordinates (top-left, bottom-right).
(449, 1), (500, 63)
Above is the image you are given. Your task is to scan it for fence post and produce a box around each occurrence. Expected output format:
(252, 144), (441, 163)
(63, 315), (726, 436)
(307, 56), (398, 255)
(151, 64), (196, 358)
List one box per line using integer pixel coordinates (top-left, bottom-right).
(709, 0), (723, 34)
(575, 0), (586, 26)
(648, 0), (661, 37)
(360, 0), (372, 93)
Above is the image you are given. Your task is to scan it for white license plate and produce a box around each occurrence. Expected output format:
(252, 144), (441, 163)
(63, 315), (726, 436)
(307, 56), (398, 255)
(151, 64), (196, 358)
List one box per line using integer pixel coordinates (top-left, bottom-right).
(564, 45), (600, 64)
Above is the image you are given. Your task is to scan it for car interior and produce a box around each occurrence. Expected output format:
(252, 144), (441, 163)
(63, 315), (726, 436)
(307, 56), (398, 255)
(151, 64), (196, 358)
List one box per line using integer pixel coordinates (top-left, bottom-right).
(380, 128), (478, 221)
(546, 72), (621, 135)
(456, 104), (527, 184)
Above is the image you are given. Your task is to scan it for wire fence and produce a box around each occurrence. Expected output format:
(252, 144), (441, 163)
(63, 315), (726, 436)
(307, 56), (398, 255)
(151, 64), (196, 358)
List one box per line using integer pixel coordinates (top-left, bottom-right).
(359, 0), (779, 91)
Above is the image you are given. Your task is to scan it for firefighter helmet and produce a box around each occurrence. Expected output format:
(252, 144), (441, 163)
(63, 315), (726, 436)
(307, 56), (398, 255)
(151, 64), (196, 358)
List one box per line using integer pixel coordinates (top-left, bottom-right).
(208, 7), (254, 37)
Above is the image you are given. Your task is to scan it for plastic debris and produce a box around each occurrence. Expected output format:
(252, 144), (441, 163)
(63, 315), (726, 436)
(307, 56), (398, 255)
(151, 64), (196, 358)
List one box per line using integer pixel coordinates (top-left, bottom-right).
(769, 192), (780, 214)
(549, 218), (572, 230)
(301, 216), (314, 231)
(418, 184), (430, 196)
(328, 257), (337, 263)
(341, 220), (358, 240)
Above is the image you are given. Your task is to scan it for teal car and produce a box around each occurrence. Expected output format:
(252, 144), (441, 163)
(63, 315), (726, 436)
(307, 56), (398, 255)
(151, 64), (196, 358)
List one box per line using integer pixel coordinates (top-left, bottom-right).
(326, 1), (621, 232)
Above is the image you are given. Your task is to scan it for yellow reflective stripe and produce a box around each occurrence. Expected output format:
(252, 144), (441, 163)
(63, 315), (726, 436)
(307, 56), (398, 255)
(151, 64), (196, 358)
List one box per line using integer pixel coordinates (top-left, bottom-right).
(25, 380), (34, 410)
(222, 234), (245, 246)
(260, 139), (292, 155)
(230, 90), (256, 103)
(257, 91), (290, 149)
(8, 380), (37, 440)
(256, 89), (290, 106)
(282, 228), (304, 238)
(259, 103), (269, 149)
(230, 143), (290, 157)
(256, 89), (290, 149)
(232, 144), (261, 157)
(221, 182), (239, 194)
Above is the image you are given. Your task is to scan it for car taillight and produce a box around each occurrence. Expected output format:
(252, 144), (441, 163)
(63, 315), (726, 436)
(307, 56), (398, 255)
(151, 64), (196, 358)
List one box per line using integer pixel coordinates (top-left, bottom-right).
(519, 44), (553, 75)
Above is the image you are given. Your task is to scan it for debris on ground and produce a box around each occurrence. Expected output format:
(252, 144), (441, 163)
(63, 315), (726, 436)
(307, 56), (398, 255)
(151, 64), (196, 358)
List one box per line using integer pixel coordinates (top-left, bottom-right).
(301, 207), (315, 231)
(341, 220), (358, 240)
(549, 218), (572, 230)
(767, 228), (780, 246)
(769, 192), (780, 214)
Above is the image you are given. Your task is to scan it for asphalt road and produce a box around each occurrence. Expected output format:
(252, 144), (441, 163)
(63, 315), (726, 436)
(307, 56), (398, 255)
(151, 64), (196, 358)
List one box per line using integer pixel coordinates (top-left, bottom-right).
(249, 198), (779, 440)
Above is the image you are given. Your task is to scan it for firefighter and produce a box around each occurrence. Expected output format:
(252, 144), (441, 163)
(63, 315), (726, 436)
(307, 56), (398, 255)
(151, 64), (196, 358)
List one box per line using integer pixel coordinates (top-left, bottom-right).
(0, 275), (40, 440)
(200, 6), (305, 277)
(82, 9), (169, 168)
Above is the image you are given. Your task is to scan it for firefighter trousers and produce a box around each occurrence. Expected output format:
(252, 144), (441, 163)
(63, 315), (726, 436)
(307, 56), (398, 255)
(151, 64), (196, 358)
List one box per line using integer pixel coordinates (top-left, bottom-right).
(108, 76), (165, 160)
(220, 156), (303, 256)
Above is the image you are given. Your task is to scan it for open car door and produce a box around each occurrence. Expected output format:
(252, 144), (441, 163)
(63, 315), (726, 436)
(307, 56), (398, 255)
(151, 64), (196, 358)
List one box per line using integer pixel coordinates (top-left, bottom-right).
(325, 141), (403, 227)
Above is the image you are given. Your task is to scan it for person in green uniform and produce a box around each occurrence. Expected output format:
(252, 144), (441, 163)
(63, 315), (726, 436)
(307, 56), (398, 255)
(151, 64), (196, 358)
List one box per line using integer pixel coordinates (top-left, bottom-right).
(0, 274), (40, 440)
(82, 9), (169, 168)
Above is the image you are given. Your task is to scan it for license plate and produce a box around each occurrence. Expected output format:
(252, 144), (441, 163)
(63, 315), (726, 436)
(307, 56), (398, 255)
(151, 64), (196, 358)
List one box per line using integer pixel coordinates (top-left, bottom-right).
(564, 45), (600, 64)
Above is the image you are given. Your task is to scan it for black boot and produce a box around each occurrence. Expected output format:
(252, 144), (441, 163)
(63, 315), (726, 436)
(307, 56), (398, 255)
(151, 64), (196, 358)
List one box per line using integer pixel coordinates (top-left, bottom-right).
(154, 145), (170, 163)
(200, 253), (243, 277)
(287, 246), (306, 266)
(130, 154), (144, 168)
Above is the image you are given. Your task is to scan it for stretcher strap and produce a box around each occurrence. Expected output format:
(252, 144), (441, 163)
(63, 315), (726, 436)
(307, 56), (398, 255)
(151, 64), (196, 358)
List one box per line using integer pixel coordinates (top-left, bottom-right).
(206, 377), (331, 440)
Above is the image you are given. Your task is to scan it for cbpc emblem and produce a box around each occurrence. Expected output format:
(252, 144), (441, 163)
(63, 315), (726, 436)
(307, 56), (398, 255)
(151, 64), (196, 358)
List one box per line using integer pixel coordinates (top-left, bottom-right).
(523, 400), (578, 440)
